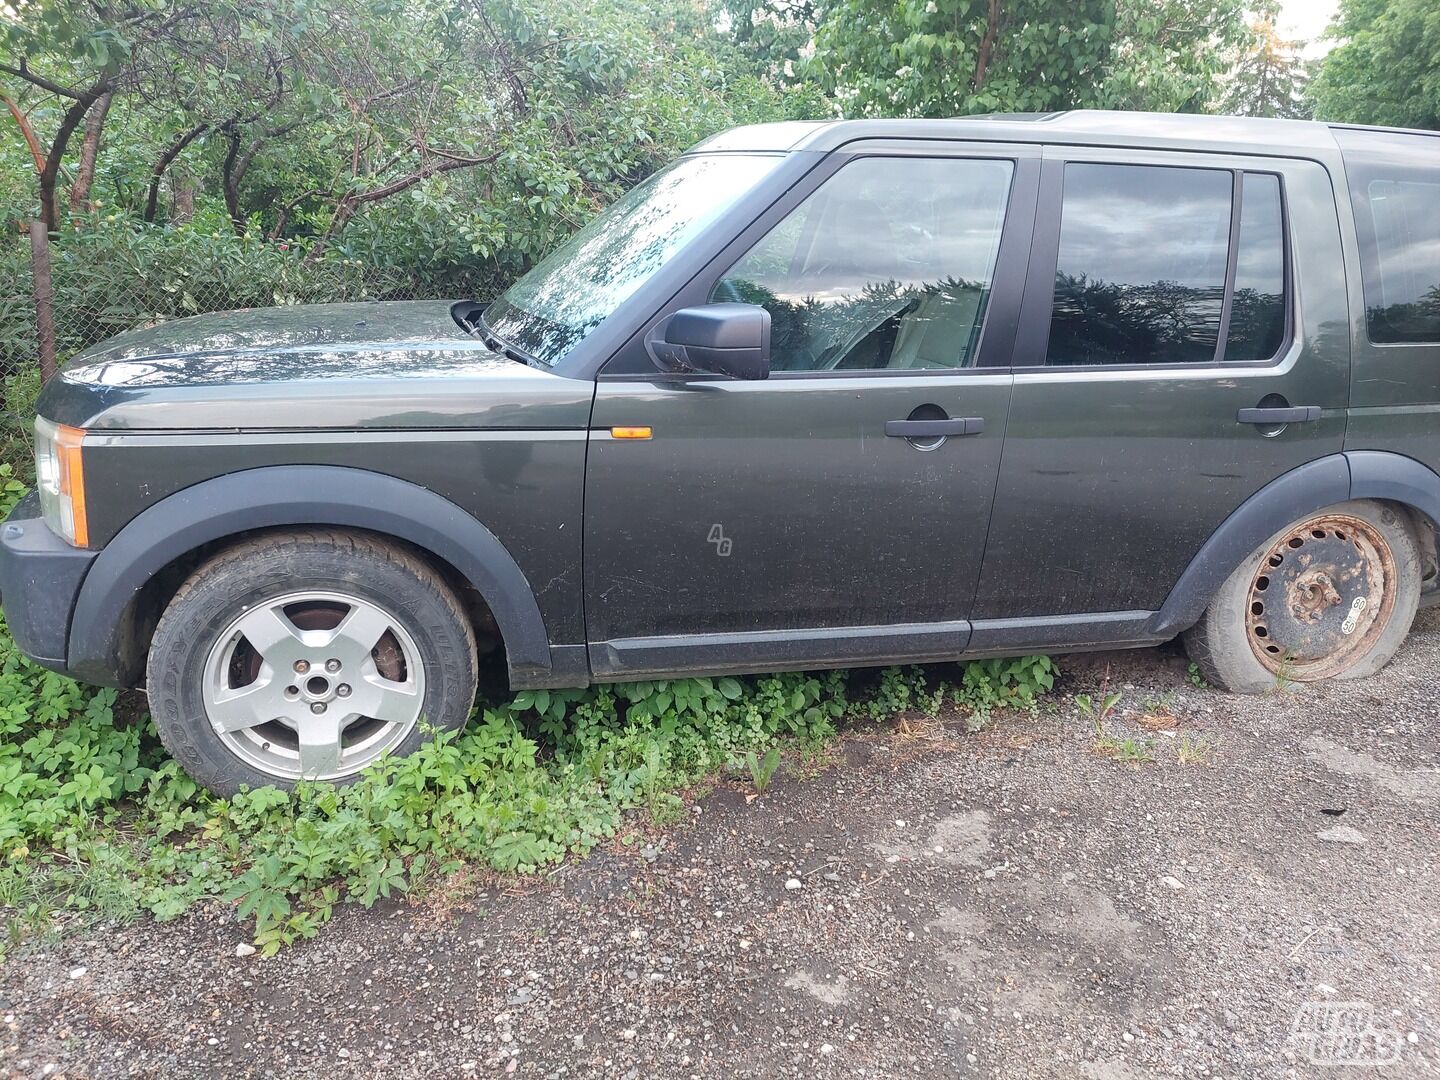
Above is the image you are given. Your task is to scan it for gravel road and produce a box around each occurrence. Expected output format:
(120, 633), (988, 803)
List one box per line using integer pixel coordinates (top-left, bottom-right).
(4, 614), (1438, 1079)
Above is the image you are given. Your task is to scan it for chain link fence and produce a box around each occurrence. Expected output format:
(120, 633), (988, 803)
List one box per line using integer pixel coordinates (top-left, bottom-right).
(0, 232), (506, 471)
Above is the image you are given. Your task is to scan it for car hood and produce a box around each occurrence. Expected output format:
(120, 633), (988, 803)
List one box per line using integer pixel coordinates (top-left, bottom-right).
(38, 301), (594, 431)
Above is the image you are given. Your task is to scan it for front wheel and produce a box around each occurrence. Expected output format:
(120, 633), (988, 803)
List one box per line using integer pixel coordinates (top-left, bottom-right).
(147, 530), (478, 796)
(1183, 500), (1421, 693)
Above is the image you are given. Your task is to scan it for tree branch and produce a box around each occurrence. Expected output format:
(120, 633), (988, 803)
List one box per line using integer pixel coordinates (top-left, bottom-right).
(306, 151), (498, 263)
(143, 121), (209, 223)
(973, 0), (1000, 93)
(70, 91), (113, 209)
(0, 59), (86, 101)
(1, 95), (47, 176)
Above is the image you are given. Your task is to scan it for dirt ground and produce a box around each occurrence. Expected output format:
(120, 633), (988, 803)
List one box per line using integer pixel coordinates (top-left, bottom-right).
(3, 613), (1438, 1079)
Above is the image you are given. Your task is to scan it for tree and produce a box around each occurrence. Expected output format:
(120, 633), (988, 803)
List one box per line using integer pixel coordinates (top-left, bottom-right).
(0, 1), (210, 379)
(1097, 0), (1251, 113)
(715, 0), (820, 81)
(1308, 0), (1440, 130)
(1218, 11), (1310, 118)
(806, 0), (1256, 118)
(811, 0), (1116, 117)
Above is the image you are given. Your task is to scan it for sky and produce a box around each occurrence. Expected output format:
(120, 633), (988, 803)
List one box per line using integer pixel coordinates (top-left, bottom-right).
(1279, 0), (1341, 57)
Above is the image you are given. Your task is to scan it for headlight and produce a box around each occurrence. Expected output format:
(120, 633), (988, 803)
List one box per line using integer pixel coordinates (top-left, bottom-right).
(34, 418), (89, 548)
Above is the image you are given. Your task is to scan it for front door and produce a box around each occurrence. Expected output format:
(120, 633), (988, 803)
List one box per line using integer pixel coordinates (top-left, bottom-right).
(584, 147), (1039, 679)
(970, 148), (1350, 650)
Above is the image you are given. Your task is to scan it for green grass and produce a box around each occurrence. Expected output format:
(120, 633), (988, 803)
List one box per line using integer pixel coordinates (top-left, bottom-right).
(0, 607), (1057, 957)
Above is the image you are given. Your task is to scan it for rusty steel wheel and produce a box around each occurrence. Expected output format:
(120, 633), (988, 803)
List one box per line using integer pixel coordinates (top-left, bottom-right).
(1244, 513), (1399, 680)
(1185, 500), (1422, 694)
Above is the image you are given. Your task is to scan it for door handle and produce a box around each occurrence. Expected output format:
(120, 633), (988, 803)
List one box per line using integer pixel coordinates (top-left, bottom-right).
(1237, 406), (1321, 425)
(885, 417), (985, 438)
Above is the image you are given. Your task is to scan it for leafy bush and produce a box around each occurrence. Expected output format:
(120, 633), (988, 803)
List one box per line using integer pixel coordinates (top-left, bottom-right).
(0, 215), (493, 381)
(0, 609), (1054, 957)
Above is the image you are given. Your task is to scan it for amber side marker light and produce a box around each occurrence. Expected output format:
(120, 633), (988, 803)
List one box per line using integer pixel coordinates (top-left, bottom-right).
(57, 424), (89, 549)
(610, 426), (653, 440)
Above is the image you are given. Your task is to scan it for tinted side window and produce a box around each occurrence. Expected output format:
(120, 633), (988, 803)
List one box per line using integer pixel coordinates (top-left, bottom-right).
(1225, 172), (1287, 362)
(1353, 170), (1440, 344)
(1046, 164), (1232, 366)
(711, 157), (1013, 372)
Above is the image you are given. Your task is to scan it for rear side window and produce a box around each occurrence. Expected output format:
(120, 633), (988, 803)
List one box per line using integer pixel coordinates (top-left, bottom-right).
(1044, 163), (1288, 367)
(1226, 172), (1288, 362)
(1352, 171), (1440, 344)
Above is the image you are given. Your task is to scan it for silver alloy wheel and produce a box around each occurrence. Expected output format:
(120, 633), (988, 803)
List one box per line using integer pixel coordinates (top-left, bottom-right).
(202, 590), (427, 782)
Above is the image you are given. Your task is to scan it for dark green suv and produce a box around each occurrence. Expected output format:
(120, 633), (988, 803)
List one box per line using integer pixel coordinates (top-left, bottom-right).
(4, 111), (1438, 794)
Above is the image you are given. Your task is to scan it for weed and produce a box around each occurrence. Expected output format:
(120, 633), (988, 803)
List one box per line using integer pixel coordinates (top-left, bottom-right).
(0, 609), (1057, 956)
(1092, 733), (1156, 764)
(1075, 690), (1123, 727)
(953, 656), (1058, 721)
(1271, 652), (1301, 692)
(1176, 734), (1215, 765)
(1137, 693), (1181, 731)
(1186, 662), (1208, 689)
(744, 746), (783, 794)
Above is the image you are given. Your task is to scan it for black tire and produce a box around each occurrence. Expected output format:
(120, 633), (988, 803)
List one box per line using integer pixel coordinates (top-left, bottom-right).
(1183, 500), (1420, 693)
(146, 529), (478, 796)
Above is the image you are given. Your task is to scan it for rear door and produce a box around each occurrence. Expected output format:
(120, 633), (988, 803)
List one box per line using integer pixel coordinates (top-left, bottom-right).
(583, 144), (1039, 678)
(971, 146), (1350, 649)
(1333, 127), (1440, 469)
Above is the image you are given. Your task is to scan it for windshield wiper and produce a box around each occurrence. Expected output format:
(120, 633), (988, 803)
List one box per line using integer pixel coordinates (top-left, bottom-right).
(476, 315), (542, 369)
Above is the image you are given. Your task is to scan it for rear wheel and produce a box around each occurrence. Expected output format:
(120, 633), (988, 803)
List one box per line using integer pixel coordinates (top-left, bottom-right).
(1183, 500), (1420, 693)
(147, 530), (478, 796)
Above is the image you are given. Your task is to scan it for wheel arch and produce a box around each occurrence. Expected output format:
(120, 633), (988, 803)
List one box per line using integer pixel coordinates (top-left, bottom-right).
(1151, 451), (1440, 639)
(66, 465), (557, 690)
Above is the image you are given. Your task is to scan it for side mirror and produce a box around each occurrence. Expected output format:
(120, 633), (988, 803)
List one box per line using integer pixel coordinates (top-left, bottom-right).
(646, 304), (770, 380)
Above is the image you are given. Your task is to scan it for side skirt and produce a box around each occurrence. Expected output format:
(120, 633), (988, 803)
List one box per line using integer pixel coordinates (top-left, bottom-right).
(588, 611), (1162, 682)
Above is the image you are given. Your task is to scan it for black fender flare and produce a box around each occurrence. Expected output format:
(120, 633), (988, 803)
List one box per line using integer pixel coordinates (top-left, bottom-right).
(1346, 450), (1440, 528)
(67, 465), (554, 688)
(1150, 451), (1440, 638)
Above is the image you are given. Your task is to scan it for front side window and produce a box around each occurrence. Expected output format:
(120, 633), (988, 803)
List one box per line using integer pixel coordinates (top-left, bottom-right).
(711, 156), (1014, 372)
(485, 153), (783, 366)
(1354, 171), (1440, 344)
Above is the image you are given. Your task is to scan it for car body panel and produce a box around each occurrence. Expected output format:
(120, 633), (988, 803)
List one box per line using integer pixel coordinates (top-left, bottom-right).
(974, 148), (1353, 618)
(80, 430), (589, 648)
(40, 302), (595, 432)
(583, 141), (1040, 674)
(1332, 127), (1440, 477)
(3, 112), (1439, 694)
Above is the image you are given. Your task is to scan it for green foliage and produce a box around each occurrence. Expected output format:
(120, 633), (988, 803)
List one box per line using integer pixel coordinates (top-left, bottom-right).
(1308, 0), (1440, 130)
(1098, 0), (1253, 113)
(0, 216), (386, 374)
(807, 0), (1255, 119)
(0, 612), (1056, 957)
(812, 0), (1116, 118)
(1075, 688), (1123, 725)
(1187, 661), (1208, 689)
(1216, 11), (1311, 119)
(744, 746), (783, 793)
(953, 655), (1057, 716)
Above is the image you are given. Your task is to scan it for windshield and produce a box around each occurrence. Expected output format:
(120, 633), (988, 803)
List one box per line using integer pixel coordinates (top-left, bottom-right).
(483, 153), (784, 366)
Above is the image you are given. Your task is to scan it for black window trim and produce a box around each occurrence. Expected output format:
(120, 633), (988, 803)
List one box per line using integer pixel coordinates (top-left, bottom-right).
(1012, 157), (1295, 374)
